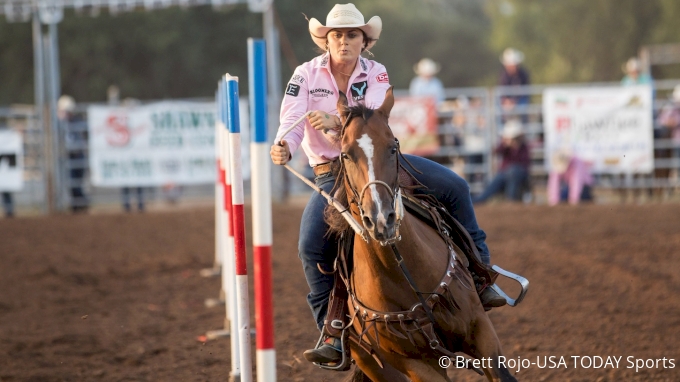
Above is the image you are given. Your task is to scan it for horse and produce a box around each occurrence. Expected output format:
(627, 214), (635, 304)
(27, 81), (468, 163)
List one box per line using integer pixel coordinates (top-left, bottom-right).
(327, 87), (518, 382)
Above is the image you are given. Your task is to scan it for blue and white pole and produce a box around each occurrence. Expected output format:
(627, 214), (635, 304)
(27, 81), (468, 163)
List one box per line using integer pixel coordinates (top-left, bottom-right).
(248, 38), (276, 382)
(223, 74), (253, 382)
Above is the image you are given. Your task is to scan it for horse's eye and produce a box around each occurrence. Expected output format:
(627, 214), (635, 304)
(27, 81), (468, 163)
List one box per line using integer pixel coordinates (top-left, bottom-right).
(391, 146), (397, 155)
(341, 152), (350, 160)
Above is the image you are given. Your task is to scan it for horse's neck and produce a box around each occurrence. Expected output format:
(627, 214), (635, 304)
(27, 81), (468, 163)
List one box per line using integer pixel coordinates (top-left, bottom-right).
(351, 213), (450, 311)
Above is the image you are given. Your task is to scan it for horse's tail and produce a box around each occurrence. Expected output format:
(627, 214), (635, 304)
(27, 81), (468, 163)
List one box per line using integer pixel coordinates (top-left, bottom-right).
(343, 367), (374, 382)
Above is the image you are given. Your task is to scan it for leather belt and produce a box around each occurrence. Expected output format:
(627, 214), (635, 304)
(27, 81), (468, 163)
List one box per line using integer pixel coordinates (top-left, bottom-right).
(313, 162), (333, 177)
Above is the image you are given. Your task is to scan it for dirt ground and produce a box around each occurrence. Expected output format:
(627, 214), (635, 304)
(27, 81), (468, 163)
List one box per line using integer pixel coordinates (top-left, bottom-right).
(1, 202), (679, 382)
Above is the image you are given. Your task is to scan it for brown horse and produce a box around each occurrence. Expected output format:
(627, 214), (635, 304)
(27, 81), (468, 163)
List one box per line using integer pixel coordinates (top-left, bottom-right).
(329, 88), (517, 382)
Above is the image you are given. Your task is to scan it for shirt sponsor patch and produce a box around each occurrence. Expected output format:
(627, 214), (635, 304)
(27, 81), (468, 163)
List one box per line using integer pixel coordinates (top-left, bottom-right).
(309, 88), (335, 98)
(285, 83), (300, 97)
(376, 72), (389, 83)
(350, 81), (368, 101)
(291, 74), (305, 84)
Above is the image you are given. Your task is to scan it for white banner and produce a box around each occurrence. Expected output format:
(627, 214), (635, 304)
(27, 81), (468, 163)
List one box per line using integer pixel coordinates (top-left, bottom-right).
(88, 101), (249, 187)
(543, 85), (654, 174)
(0, 130), (23, 191)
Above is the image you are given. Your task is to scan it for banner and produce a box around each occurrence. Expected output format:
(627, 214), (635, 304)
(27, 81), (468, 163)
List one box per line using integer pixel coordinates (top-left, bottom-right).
(0, 130), (23, 191)
(389, 96), (439, 156)
(543, 86), (654, 174)
(88, 101), (249, 187)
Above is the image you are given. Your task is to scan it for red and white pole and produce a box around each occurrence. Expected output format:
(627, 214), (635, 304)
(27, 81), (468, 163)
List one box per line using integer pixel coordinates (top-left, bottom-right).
(248, 38), (276, 381)
(223, 74), (253, 382)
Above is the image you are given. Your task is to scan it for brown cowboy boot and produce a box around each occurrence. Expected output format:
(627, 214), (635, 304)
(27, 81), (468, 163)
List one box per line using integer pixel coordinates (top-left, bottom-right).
(481, 285), (507, 311)
(303, 337), (342, 364)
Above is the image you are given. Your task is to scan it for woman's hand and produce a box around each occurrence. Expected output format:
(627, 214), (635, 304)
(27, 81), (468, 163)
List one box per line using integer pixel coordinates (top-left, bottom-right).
(307, 110), (341, 132)
(270, 140), (291, 165)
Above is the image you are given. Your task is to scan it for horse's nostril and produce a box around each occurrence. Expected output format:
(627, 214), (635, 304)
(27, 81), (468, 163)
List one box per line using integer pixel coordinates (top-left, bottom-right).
(362, 216), (374, 229)
(386, 212), (396, 226)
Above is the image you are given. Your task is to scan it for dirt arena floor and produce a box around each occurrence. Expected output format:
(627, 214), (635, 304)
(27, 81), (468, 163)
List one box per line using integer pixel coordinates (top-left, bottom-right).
(1, 202), (679, 382)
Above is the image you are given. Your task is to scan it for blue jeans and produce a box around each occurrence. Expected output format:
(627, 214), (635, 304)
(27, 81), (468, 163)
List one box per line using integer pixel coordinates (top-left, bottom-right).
(473, 164), (529, 203)
(298, 154), (490, 330)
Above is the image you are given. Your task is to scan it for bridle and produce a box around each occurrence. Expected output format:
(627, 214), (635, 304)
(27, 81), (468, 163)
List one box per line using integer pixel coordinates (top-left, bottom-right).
(338, 112), (404, 246)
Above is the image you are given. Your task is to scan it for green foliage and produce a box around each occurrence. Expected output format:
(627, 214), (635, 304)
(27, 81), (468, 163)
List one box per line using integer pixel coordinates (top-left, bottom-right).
(0, 0), (679, 105)
(486, 0), (680, 84)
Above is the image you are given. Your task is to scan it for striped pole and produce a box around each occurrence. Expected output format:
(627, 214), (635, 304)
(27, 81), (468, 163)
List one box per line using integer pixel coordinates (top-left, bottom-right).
(220, 80), (241, 379)
(223, 74), (253, 382)
(248, 38), (276, 382)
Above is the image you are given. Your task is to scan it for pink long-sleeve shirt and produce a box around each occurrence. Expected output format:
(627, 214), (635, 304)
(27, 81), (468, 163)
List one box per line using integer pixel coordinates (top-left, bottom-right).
(275, 53), (391, 166)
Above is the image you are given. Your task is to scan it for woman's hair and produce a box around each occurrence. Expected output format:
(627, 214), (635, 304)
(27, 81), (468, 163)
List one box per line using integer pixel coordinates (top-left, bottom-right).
(316, 30), (375, 55)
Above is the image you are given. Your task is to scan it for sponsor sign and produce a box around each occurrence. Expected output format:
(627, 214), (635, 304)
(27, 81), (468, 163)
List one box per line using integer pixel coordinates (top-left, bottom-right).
(543, 86), (654, 173)
(0, 130), (23, 191)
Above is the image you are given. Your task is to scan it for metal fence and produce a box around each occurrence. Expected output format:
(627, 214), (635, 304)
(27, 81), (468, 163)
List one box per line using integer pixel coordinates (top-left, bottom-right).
(422, 79), (680, 202)
(0, 106), (47, 215)
(4, 79), (680, 216)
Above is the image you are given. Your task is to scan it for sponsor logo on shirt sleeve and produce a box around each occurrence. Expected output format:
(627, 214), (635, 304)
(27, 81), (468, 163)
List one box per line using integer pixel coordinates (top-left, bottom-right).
(376, 72), (389, 83)
(285, 83), (300, 97)
(291, 74), (305, 84)
(350, 81), (368, 101)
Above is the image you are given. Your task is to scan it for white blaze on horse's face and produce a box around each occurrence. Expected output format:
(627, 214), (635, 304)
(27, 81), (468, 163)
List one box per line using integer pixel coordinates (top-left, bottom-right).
(357, 133), (393, 240)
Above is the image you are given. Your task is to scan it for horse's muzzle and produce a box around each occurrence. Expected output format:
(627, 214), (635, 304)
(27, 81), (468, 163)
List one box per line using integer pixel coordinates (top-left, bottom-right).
(362, 208), (397, 243)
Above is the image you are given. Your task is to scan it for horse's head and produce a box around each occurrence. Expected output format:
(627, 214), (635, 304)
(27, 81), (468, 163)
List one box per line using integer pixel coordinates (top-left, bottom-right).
(337, 87), (403, 245)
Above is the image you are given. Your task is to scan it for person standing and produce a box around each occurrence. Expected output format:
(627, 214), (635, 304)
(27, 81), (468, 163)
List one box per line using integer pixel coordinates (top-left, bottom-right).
(409, 57), (446, 105)
(499, 48), (530, 123)
(58, 95), (89, 213)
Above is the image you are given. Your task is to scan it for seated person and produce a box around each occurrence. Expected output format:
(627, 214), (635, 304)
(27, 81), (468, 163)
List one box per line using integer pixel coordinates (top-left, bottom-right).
(473, 120), (530, 204)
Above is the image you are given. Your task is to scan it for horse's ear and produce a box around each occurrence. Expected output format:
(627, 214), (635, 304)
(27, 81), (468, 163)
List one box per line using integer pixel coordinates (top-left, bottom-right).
(337, 91), (350, 123)
(377, 86), (395, 118)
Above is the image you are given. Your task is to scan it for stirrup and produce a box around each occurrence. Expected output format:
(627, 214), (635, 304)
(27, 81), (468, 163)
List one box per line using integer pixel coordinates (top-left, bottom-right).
(310, 330), (352, 371)
(490, 265), (529, 306)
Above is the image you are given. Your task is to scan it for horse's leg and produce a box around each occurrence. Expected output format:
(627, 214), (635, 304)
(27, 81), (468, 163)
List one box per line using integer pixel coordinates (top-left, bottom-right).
(397, 358), (451, 382)
(462, 313), (518, 382)
(348, 345), (410, 382)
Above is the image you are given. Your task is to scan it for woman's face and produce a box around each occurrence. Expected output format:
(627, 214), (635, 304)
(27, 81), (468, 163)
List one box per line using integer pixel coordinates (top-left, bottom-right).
(326, 28), (365, 64)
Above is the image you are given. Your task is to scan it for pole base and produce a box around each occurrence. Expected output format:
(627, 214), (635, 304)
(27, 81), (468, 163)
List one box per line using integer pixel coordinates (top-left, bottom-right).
(204, 328), (257, 341)
(229, 373), (241, 382)
(204, 297), (225, 308)
(200, 267), (222, 278)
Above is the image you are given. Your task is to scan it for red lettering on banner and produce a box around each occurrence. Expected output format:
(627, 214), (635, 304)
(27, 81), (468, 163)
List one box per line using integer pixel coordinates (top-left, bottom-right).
(556, 116), (571, 132)
(376, 72), (389, 83)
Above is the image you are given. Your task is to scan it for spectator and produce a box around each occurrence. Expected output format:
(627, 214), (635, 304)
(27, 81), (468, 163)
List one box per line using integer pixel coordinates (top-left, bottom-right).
(621, 57), (653, 86)
(58, 95), (89, 213)
(657, 85), (680, 164)
(409, 58), (446, 105)
(473, 120), (530, 204)
(109, 87), (146, 213)
(499, 48), (530, 122)
(452, 96), (487, 185)
(547, 149), (594, 206)
(1, 192), (13, 218)
(122, 186), (145, 213)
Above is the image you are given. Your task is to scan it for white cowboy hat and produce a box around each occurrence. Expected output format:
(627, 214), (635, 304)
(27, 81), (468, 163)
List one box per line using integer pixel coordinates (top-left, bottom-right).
(58, 95), (76, 112)
(622, 57), (641, 73)
(501, 120), (524, 139)
(500, 48), (524, 65)
(414, 58), (440, 76)
(308, 3), (382, 51)
(672, 84), (680, 103)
